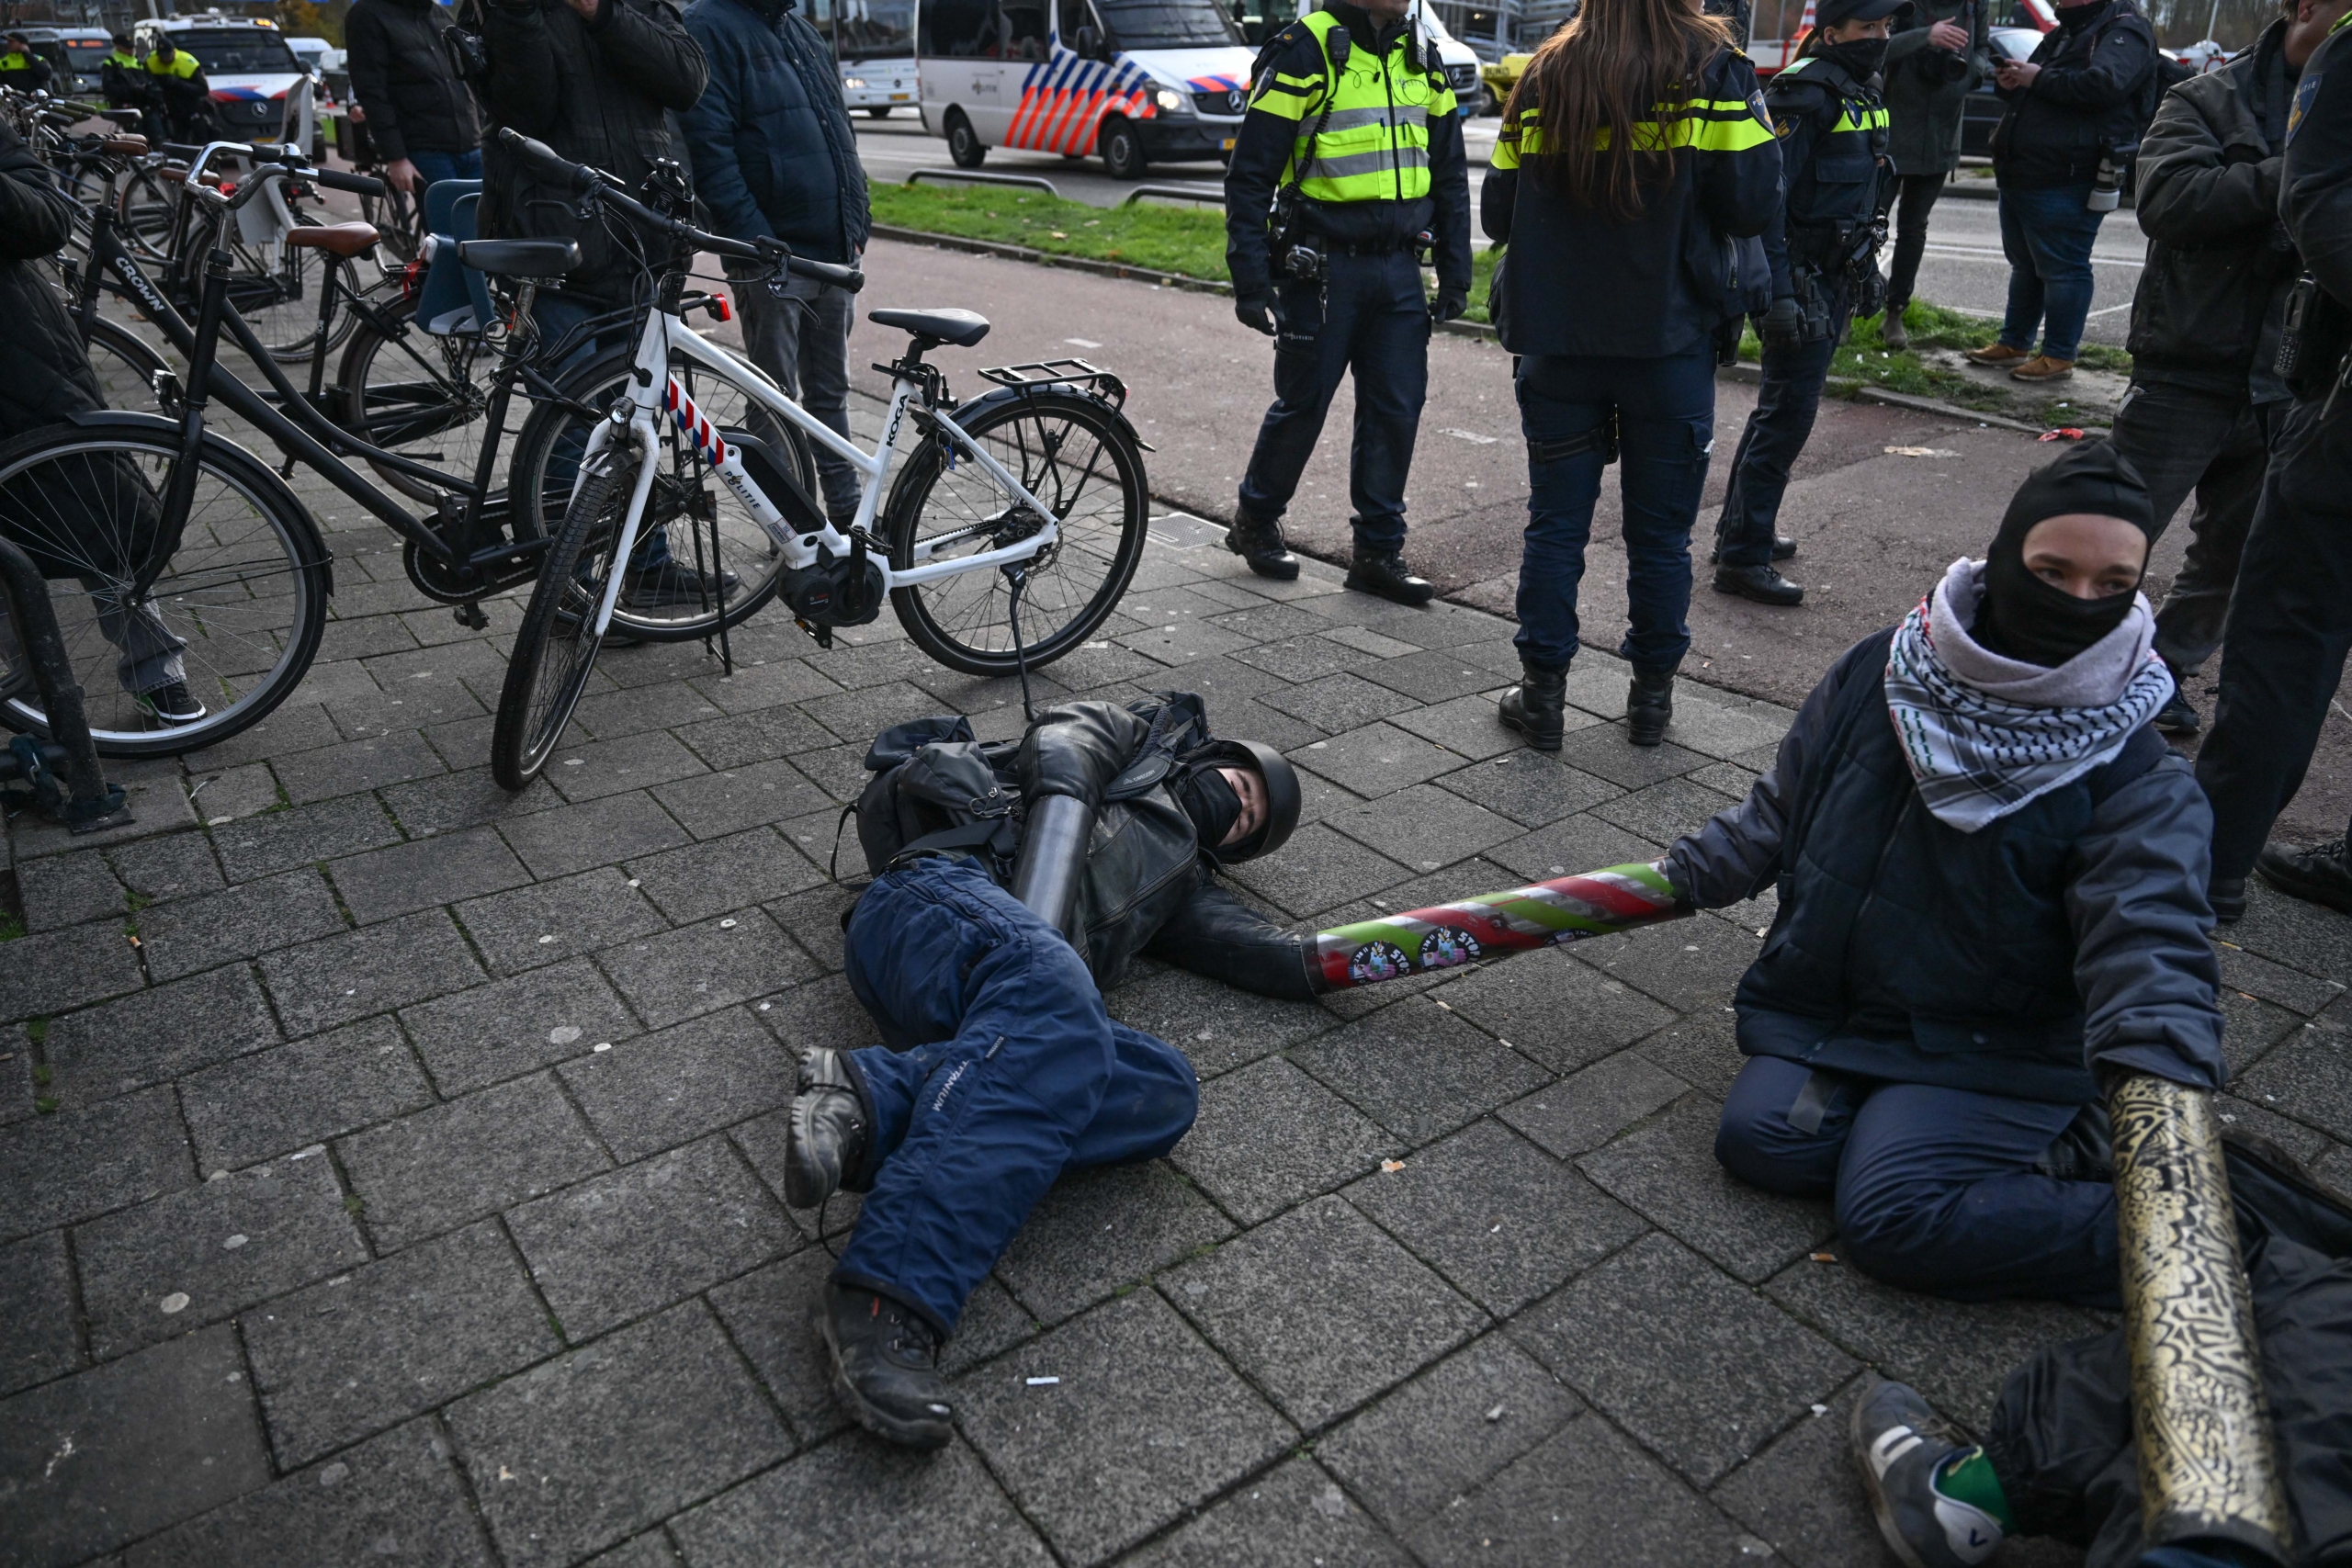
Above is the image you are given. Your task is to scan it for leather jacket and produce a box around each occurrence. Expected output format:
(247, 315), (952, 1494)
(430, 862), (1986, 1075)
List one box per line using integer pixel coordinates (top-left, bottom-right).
(1012, 701), (1321, 1000)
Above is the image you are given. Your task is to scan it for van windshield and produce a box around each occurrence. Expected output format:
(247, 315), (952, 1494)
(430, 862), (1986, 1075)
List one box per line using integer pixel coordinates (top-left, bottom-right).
(1097, 0), (1242, 50)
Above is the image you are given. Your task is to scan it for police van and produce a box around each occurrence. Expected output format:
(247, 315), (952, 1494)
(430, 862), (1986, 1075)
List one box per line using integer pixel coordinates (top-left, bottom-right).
(130, 14), (317, 153)
(820, 0), (920, 117)
(20, 28), (112, 96)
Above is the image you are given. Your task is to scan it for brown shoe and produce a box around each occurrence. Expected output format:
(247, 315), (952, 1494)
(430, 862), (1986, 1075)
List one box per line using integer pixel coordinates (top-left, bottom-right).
(2009, 355), (2075, 382)
(1963, 343), (2032, 367)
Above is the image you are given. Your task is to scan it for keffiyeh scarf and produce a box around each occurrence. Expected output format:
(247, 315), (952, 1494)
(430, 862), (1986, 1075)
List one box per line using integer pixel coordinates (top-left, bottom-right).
(1883, 558), (2174, 833)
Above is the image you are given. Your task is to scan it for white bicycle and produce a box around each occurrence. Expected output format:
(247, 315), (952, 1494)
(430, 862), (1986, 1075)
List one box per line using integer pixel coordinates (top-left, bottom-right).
(487, 130), (1152, 790)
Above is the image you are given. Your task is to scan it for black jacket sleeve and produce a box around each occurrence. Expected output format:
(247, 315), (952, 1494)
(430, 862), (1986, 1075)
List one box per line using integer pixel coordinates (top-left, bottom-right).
(1017, 702), (1154, 807)
(0, 120), (77, 263)
(2025, 14), (2153, 114)
(585, 0), (707, 113)
(2134, 77), (2278, 249)
(1428, 92), (1472, 289)
(1143, 880), (1325, 998)
(1758, 73), (1828, 297)
(344, 3), (411, 162)
(483, 0), (563, 134)
(1693, 51), (1783, 243)
(2283, 25), (2352, 309)
(1225, 23), (1324, 295)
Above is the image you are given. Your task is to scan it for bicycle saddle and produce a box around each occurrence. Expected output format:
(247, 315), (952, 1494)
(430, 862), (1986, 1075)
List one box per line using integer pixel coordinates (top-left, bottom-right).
(457, 239), (581, 278)
(869, 308), (989, 348)
(286, 221), (381, 258)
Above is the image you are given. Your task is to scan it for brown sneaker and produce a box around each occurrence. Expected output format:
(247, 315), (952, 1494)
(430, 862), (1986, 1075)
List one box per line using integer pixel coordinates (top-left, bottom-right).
(1963, 343), (2031, 367)
(2009, 355), (2075, 382)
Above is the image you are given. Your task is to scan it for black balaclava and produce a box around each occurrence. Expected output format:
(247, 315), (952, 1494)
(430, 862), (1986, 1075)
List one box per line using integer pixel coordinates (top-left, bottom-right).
(1972, 439), (2156, 668)
(1823, 36), (1891, 77)
(1171, 762), (1241, 851)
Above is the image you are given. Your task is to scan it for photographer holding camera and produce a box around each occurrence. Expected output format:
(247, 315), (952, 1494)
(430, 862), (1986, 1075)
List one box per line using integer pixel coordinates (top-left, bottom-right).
(1878, 0), (1988, 348)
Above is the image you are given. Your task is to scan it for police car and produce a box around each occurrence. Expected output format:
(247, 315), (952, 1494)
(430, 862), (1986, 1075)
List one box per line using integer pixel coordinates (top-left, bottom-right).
(131, 14), (312, 145)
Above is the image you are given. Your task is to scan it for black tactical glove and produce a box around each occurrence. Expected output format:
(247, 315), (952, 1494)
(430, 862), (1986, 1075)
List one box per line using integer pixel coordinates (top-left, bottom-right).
(1428, 285), (1469, 323)
(1759, 295), (1805, 350)
(1235, 289), (1278, 336)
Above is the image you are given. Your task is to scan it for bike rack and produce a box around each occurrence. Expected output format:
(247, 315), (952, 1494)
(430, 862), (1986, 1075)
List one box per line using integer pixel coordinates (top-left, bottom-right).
(904, 168), (1061, 198)
(0, 536), (130, 835)
(1118, 184), (1224, 208)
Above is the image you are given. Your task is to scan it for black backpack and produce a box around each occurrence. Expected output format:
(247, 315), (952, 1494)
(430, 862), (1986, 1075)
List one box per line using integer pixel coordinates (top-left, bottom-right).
(848, 716), (1022, 879)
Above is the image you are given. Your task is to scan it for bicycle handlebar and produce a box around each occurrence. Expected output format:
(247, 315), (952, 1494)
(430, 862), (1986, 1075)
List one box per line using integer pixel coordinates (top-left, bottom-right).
(311, 166), (386, 198)
(493, 126), (864, 294)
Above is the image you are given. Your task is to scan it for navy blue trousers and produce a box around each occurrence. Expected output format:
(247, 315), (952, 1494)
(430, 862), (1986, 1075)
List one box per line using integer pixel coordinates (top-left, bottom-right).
(1713, 294), (1846, 569)
(1715, 1055), (2119, 1308)
(833, 857), (1198, 1334)
(1238, 248), (1430, 552)
(1511, 345), (1717, 674)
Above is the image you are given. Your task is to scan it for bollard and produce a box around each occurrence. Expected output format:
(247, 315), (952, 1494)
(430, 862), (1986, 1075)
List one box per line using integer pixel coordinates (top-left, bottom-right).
(2109, 1074), (2292, 1563)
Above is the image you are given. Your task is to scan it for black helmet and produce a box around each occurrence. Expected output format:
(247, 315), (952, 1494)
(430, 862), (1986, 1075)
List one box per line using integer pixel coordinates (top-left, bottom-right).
(1187, 739), (1301, 863)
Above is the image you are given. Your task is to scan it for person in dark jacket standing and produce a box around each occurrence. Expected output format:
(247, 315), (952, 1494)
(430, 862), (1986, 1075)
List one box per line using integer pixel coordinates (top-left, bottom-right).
(1965, 0), (2156, 383)
(2196, 6), (2352, 921)
(1675, 443), (2221, 1309)
(682, 0), (869, 525)
(1481, 0), (1779, 750)
(1222, 0), (1472, 606)
(345, 0), (485, 193)
(2106, 0), (2343, 739)
(1878, 0), (1989, 348)
(1709, 0), (1900, 608)
(783, 696), (1307, 1450)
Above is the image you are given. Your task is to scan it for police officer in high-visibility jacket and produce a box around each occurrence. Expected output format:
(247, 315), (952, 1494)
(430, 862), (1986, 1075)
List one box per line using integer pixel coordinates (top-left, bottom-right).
(0, 34), (53, 96)
(1223, 0), (1472, 605)
(1709, 0), (1900, 606)
(100, 35), (149, 116)
(142, 39), (212, 146)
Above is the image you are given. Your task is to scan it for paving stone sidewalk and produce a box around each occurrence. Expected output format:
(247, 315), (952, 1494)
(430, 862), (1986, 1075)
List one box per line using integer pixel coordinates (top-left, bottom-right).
(6, 452), (2352, 1567)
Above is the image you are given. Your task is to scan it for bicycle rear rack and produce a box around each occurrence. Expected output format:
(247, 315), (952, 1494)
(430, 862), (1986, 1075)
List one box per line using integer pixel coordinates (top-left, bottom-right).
(0, 536), (130, 834)
(976, 358), (1128, 410)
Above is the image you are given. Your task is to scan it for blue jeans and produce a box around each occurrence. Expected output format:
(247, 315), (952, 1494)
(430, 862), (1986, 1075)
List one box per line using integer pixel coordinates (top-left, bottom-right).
(1511, 345), (1716, 673)
(1716, 1055), (2117, 1307)
(1238, 247), (1430, 552)
(1995, 183), (2108, 363)
(407, 148), (483, 187)
(1714, 287), (1846, 568)
(834, 857), (1199, 1334)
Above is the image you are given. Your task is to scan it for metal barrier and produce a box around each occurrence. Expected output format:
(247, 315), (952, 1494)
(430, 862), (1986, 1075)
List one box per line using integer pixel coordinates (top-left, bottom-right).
(0, 535), (130, 834)
(904, 169), (1061, 197)
(1119, 185), (1225, 208)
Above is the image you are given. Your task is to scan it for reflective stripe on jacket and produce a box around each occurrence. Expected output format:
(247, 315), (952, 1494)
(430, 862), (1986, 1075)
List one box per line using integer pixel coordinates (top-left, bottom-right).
(1763, 53), (1890, 294)
(144, 51), (199, 80)
(1250, 8), (1455, 205)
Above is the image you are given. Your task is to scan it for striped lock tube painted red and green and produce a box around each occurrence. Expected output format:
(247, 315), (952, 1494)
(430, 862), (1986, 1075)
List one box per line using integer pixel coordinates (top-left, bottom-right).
(1311, 862), (1687, 991)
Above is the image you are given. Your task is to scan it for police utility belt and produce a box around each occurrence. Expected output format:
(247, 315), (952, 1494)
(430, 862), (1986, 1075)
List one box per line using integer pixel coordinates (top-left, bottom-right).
(1786, 215), (1890, 333)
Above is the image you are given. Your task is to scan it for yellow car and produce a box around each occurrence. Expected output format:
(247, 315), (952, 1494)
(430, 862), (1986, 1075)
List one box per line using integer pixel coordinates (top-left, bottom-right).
(1479, 52), (1531, 115)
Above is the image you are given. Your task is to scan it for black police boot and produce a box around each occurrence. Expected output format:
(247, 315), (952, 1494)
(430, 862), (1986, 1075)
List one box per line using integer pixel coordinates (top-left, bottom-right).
(1708, 536), (1797, 564)
(2256, 838), (2352, 916)
(2154, 663), (2200, 735)
(1225, 512), (1299, 581)
(2209, 876), (2246, 924)
(1346, 547), (1436, 606)
(1498, 662), (1568, 751)
(1626, 668), (1675, 748)
(785, 1049), (869, 1210)
(821, 1282), (954, 1451)
(1713, 562), (1806, 606)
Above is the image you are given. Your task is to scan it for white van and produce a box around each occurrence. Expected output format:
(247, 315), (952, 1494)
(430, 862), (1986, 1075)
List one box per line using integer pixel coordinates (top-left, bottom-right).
(918, 0), (1256, 178)
(818, 0), (919, 117)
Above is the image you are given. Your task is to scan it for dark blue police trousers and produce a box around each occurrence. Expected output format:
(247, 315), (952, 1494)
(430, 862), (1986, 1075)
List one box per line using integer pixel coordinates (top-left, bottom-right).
(1713, 290), (1846, 569)
(832, 856), (1198, 1334)
(1237, 247), (1430, 553)
(1716, 1055), (2119, 1308)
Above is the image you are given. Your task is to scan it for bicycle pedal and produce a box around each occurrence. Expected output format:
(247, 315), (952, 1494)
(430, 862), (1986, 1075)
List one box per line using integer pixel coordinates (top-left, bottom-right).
(452, 602), (490, 631)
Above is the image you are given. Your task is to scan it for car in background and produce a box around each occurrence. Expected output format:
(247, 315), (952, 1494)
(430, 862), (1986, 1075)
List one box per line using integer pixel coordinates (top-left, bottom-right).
(1418, 0), (1487, 118)
(130, 15), (320, 156)
(22, 28), (112, 97)
(842, 59), (918, 116)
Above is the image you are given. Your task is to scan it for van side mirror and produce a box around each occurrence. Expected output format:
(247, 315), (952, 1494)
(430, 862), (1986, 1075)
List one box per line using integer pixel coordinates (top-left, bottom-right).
(1075, 23), (1103, 58)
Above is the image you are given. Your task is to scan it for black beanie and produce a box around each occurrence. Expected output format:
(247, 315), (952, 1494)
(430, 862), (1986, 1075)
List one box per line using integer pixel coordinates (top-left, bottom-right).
(1973, 440), (2156, 668)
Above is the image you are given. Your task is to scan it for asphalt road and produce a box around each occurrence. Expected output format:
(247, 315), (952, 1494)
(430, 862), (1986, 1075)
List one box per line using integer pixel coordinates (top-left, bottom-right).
(854, 115), (2145, 344)
(846, 232), (2348, 843)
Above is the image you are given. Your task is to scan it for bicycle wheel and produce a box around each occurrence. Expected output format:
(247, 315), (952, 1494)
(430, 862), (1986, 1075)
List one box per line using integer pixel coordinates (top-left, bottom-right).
(885, 389), (1148, 676)
(507, 343), (815, 643)
(227, 218), (368, 365)
(117, 165), (175, 261)
(0, 423), (330, 759)
(83, 319), (172, 414)
(335, 300), (499, 504)
(491, 442), (629, 790)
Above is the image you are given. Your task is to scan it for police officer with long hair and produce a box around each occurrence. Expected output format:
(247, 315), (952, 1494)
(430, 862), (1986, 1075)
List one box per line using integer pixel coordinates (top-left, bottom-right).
(1709, 0), (1899, 607)
(1483, 0), (1780, 750)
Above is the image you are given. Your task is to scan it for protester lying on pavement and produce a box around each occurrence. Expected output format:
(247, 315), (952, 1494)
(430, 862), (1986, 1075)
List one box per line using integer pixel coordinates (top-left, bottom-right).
(783, 693), (1306, 1450)
(1853, 1134), (2352, 1568)
(1657, 440), (2223, 1307)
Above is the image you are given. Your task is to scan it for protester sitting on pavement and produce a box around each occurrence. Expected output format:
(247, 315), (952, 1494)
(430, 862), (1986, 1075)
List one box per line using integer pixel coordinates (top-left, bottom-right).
(1967, 0), (2157, 383)
(345, 0), (486, 195)
(1480, 0), (1781, 752)
(680, 0), (868, 526)
(2107, 0), (2347, 739)
(476, 0), (714, 606)
(0, 117), (198, 726)
(782, 694), (1306, 1450)
(1661, 441), (2222, 1308)
(1878, 0), (1990, 349)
